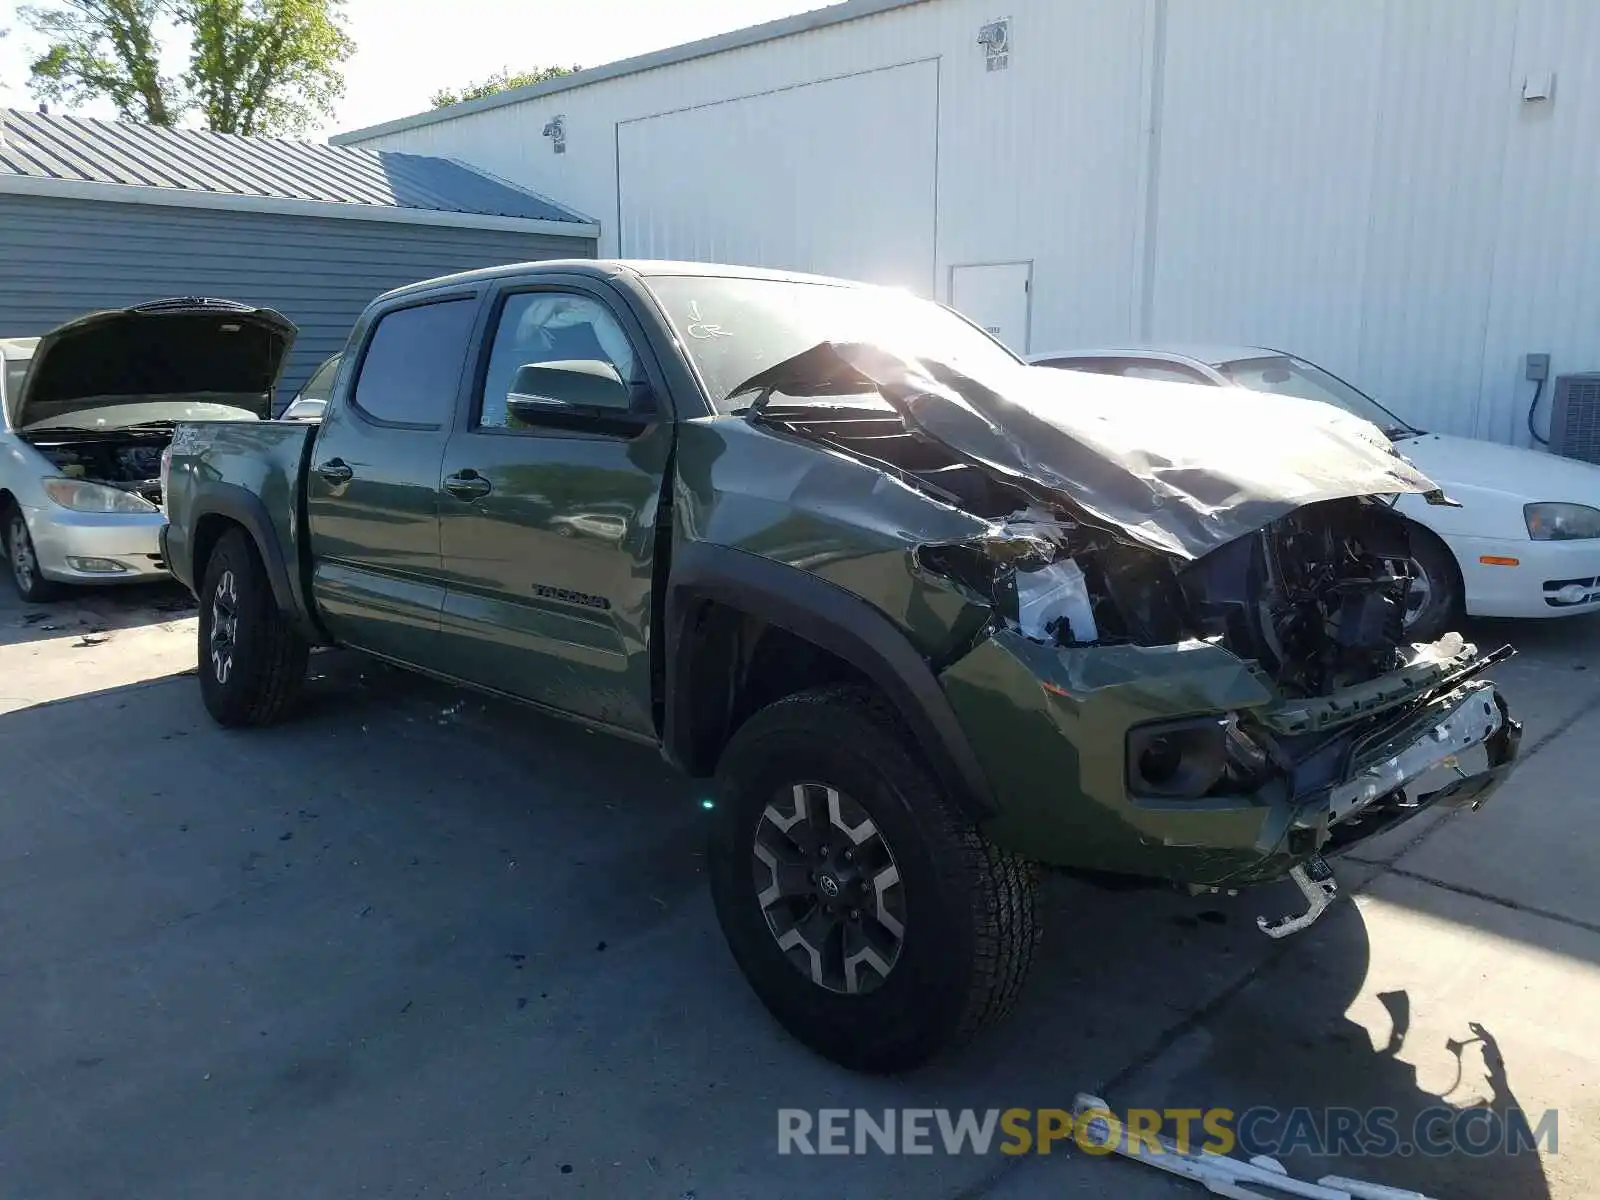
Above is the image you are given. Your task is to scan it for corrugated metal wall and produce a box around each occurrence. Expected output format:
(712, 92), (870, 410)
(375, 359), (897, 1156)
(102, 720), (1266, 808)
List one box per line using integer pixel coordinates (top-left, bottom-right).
(345, 0), (1600, 446)
(0, 194), (592, 408)
(616, 59), (941, 291)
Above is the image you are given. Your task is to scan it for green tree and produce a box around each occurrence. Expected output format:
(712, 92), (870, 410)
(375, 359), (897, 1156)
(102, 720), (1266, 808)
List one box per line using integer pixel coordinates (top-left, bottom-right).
(20, 0), (354, 134)
(185, 0), (353, 134)
(430, 64), (579, 110)
(21, 1), (175, 124)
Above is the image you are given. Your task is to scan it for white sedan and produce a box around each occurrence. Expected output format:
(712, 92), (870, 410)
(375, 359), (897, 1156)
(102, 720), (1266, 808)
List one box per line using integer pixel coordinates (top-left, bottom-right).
(1028, 344), (1600, 638)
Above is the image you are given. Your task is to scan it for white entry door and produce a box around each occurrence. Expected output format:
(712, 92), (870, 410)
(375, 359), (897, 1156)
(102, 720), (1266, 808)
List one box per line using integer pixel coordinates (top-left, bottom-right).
(949, 262), (1032, 352)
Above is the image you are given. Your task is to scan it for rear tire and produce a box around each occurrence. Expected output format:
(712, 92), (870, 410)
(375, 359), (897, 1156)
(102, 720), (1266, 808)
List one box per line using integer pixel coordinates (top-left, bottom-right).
(198, 529), (308, 727)
(707, 685), (1039, 1073)
(4, 504), (61, 603)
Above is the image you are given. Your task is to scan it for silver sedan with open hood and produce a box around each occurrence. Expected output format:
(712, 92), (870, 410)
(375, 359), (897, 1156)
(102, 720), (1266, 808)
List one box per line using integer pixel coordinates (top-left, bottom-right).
(0, 298), (295, 600)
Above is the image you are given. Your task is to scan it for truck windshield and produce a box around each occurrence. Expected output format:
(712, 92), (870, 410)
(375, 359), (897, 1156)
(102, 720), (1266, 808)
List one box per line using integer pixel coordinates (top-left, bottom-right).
(645, 275), (1023, 413)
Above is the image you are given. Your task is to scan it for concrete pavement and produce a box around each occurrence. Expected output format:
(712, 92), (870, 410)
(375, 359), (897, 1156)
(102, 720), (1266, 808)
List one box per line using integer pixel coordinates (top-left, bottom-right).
(0, 585), (1595, 1198)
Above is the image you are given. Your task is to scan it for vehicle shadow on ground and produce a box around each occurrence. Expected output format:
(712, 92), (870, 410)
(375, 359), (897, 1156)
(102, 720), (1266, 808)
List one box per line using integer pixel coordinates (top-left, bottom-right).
(1067, 893), (1554, 1200)
(0, 580), (196, 649)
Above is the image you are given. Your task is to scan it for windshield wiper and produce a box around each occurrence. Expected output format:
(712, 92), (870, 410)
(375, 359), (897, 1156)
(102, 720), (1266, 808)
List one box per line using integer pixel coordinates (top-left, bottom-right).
(20, 424), (100, 435)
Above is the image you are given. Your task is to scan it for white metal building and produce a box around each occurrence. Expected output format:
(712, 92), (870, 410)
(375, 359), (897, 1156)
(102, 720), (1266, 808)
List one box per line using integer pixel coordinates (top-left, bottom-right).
(334, 0), (1600, 448)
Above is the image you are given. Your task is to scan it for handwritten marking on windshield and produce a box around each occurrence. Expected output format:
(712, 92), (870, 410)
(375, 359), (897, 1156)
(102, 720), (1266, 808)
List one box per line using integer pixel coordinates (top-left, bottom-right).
(686, 301), (732, 340)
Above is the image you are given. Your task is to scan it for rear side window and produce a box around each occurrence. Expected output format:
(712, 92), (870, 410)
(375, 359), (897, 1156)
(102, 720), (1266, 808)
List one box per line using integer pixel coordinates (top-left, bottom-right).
(1118, 361), (1211, 385)
(352, 299), (476, 426)
(1036, 357), (1121, 375)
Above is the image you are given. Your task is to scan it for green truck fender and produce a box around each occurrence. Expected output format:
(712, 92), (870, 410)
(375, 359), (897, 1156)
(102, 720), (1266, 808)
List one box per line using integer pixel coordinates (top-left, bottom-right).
(662, 539), (999, 821)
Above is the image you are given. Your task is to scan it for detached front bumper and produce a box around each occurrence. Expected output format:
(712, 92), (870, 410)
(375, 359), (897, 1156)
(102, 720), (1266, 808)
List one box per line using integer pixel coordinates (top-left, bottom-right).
(1319, 683), (1521, 858)
(24, 503), (170, 584)
(942, 629), (1521, 889)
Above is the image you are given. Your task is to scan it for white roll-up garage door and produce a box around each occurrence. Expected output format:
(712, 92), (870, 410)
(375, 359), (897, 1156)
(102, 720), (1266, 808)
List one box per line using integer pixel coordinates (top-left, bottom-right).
(617, 59), (939, 295)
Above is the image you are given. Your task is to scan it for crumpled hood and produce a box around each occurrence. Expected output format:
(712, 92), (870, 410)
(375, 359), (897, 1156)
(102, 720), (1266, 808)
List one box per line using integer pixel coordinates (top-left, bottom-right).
(11, 297), (296, 431)
(737, 342), (1441, 560)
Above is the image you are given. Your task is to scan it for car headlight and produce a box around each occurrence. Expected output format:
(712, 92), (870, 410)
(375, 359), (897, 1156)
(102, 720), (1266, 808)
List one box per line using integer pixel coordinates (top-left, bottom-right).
(1126, 716), (1231, 798)
(1525, 502), (1600, 541)
(41, 477), (159, 514)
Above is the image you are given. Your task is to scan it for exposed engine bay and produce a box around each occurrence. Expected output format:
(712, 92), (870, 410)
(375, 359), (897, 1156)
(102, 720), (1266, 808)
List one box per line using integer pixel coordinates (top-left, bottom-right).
(24, 429), (170, 507)
(757, 398), (1422, 700)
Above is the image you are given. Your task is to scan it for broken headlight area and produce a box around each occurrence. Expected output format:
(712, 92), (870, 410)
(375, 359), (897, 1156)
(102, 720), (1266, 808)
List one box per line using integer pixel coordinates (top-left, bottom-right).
(26, 430), (171, 508)
(1125, 715), (1279, 800)
(920, 494), (1448, 704)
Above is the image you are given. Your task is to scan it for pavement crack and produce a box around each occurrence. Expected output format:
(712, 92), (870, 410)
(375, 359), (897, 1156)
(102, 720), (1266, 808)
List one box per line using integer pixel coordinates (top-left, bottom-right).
(1384, 866), (1600, 937)
(957, 935), (1304, 1199)
(1365, 681), (1600, 870)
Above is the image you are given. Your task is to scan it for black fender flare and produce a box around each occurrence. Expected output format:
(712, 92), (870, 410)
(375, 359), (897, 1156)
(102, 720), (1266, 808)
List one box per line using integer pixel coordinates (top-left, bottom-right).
(186, 484), (305, 629)
(664, 541), (997, 820)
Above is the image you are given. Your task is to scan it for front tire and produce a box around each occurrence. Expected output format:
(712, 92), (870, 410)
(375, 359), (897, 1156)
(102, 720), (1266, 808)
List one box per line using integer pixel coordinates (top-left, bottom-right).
(1398, 525), (1463, 642)
(198, 529), (308, 727)
(4, 505), (60, 602)
(707, 685), (1039, 1073)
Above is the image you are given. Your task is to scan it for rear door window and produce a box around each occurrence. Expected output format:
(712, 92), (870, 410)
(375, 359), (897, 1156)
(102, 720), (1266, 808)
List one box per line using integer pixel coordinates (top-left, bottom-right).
(351, 299), (477, 427)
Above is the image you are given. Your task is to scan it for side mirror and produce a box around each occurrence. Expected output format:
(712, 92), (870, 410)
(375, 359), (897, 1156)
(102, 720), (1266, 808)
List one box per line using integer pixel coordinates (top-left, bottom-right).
(506, 359), (626, 408)
(504, 360), (654, 433)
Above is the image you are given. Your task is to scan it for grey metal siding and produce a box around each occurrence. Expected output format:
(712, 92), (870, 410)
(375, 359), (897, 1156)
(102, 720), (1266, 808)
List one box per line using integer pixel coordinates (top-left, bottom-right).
(0, 194), (594, 406)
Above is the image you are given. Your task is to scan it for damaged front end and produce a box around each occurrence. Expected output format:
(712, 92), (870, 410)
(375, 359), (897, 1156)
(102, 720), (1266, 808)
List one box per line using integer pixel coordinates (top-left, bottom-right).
(737, 342), (1522, 896)
(926, 496), (1520, 890)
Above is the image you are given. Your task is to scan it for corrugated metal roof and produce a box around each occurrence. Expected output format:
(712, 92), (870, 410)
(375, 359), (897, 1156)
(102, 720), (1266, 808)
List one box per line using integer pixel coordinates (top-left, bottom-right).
(0, 108), (589, 224)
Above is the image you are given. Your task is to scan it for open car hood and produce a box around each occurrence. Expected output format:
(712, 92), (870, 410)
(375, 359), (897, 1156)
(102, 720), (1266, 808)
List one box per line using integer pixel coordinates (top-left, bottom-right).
(10, 298), (296, 431)
(736, 342), (1441, 560)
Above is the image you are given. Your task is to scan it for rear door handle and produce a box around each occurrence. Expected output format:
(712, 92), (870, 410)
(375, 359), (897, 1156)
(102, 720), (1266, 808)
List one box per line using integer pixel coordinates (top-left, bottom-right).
(444, 470), (492, 500)
(317, 458), (353, 484)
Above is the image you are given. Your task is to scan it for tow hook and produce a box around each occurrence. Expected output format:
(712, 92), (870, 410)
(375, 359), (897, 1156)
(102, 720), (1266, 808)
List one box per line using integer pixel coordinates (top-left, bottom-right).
(1257, 855), (1340, 939)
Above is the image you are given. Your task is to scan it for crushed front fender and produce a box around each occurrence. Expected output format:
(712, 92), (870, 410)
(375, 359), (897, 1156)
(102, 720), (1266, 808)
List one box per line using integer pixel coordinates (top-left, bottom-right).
(941, 627), (1522, 889)
(939, 629), (1288, 883)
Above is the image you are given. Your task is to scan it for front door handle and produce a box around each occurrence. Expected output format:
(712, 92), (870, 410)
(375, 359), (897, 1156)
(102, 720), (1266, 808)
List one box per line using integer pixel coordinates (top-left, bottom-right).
(316, 458), (353, 484)
(444, 470), (492, 500)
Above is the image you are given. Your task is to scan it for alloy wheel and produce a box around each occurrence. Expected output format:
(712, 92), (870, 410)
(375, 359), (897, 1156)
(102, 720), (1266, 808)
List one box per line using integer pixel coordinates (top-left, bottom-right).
(1386, 556), (1433, 633)
(8, 513), (37, 593)
(752, 782), (907, 995)
(209, 568), (240, 684)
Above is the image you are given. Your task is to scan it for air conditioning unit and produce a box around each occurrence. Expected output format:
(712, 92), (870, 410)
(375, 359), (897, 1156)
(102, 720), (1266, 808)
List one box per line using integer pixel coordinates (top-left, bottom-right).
(1548, 373), (1600, 463)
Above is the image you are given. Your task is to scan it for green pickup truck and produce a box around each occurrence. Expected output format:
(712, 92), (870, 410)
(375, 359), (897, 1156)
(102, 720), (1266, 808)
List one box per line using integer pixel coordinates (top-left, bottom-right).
(162, 259), (1521, 1072)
